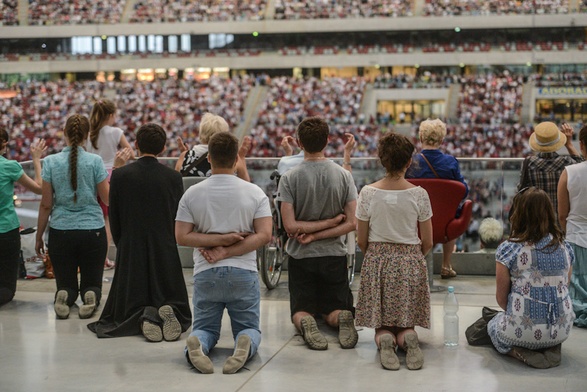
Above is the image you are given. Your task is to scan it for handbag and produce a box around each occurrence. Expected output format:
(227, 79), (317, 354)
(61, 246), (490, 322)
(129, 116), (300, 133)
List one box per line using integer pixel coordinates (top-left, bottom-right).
(465, 306), (499, 346)
(20, 227), (46, 279)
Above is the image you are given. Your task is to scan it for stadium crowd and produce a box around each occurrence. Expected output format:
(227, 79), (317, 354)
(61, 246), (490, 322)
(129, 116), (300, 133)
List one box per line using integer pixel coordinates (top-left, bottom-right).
(0, 0), (18, 26)
(274, 0), (413, 19)
(129, 0), (267, 23)
(7, 0), (583, 26)
(3, 71), (584, 162)
(27, 0), (124, 25)
(423, 0), (570, 16)
(0, 76), (254, 161)
(249, 76), (381, 158)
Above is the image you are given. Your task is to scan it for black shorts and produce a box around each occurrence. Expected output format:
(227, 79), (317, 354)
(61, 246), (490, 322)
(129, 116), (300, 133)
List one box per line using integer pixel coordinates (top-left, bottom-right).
(288, 255), (354, 318)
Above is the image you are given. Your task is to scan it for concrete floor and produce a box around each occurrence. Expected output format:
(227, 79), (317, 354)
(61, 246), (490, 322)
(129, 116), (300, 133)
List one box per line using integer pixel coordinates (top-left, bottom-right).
(1, 271), (586, 392)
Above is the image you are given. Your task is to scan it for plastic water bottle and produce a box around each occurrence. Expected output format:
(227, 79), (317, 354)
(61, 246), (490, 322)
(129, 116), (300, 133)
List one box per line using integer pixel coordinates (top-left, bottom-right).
(443, 286), (459, 347)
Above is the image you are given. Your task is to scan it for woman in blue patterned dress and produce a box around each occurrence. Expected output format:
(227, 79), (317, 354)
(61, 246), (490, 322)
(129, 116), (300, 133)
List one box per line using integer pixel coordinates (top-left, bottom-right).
(488, 187), (575, 368)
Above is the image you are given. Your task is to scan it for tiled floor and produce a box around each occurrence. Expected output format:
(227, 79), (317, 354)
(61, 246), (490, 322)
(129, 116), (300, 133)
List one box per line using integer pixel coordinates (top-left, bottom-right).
(1, 271), (586, 392)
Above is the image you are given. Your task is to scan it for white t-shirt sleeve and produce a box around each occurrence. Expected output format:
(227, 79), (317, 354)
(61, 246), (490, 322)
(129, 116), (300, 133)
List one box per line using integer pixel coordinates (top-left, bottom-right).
(255, 192), (272, 219)
(175, 192), (195, 224)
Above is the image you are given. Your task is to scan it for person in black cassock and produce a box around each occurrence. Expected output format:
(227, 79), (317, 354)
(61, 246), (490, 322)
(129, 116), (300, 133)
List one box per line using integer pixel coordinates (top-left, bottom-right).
(88, 123), (191, 341)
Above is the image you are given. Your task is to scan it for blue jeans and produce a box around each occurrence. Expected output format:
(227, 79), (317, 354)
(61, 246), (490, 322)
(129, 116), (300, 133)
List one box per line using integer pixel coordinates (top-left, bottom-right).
(189, 267), (261, 359)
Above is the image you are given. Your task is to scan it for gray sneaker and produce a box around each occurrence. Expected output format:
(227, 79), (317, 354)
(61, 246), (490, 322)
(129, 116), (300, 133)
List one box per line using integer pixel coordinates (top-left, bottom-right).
(300, 316), (328, 350)
(79, 291), (97, 319)
(404, 333), (424, 370)
(338, 310), (358, 349)
(379, 334), (400, 370)
(141, 320), (163, 343)
(223, 335), (251, 374)
(159, 305), (182, 341)
(54, 290), (70, 319)
(187, 336), (214, 374)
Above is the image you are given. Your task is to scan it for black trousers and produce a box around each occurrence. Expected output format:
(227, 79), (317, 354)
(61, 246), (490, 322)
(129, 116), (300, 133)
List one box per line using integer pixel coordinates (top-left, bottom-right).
(0, 228), (20, 306)
(48, 227), (107, 306)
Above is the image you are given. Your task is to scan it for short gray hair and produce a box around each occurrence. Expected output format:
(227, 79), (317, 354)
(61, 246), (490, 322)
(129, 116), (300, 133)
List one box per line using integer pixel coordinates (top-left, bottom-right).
(479, 218), (503, 249)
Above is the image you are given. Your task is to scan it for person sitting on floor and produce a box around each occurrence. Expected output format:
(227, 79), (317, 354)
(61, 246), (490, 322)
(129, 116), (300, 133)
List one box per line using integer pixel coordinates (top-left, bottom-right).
(488, 187), (575, 369)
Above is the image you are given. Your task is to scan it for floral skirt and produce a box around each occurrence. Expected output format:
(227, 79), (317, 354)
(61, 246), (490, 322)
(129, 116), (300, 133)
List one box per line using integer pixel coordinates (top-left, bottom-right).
(355, 242), (430, 329)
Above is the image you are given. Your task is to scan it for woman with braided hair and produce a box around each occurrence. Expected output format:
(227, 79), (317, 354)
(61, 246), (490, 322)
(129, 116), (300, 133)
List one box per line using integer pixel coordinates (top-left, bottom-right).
(35, 115), (129, 319)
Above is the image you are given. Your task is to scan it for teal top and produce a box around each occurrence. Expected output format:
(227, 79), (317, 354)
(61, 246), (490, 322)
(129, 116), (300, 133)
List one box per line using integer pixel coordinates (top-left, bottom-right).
(41, 146), (108, 230)
(0, 156), (24, 233)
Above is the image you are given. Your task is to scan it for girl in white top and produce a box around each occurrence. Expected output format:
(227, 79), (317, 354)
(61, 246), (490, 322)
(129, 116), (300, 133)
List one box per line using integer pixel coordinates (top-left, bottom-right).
(558, 124), (587, 327)
(355, 132), (433, 371)
(87, 99), (134, 269)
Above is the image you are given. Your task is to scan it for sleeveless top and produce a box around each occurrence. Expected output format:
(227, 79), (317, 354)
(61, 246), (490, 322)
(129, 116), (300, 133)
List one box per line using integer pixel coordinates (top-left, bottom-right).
(565, 161), (587, 247)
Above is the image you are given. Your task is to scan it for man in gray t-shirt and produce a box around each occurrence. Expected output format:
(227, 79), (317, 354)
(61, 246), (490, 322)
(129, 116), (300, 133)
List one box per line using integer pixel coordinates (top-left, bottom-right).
(277, 117), (358, 351)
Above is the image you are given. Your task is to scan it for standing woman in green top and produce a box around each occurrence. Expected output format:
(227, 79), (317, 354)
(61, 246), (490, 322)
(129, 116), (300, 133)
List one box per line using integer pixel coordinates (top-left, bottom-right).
(0, 127), (45, 306)
(35, 115), (128, 319)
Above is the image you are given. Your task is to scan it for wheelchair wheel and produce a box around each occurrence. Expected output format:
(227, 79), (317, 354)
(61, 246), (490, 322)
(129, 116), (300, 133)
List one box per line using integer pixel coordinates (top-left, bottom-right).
(260, 228), (286, 290)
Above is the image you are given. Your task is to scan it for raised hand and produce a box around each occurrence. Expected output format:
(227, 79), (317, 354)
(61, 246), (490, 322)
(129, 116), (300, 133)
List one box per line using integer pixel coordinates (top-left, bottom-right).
(560, 123), (574, 146)
(177, 137), (189, 153)
(281, 136), (296, 156)
(30, 139), (47, 160)
(344, 133), (356, 156)
(113, 148), (133, 168)
(239, 136), (252, 158)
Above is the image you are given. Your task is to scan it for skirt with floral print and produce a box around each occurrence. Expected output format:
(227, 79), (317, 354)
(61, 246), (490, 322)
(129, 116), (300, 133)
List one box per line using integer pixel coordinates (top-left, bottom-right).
(355, 242), (430, 329)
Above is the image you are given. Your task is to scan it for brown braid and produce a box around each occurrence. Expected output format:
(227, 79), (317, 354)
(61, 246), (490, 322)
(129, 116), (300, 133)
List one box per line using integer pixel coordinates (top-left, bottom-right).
(89, 100), (116, 150)
(64, 115), (90, 204)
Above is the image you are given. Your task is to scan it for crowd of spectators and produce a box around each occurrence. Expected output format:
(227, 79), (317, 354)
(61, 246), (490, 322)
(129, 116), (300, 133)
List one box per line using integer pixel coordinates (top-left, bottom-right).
(533, 72), (587, 87)
(27, 0), (124, 25)
(274, 0), (413, 19)
(0, 0), (19, 26)
(129, 0), (266, 23)
(423, 0), (570, 16)
(423, 72), (533, 158)
(4, 71), (584, 163)
(249, 76), (382, 158)
(10, 0), (587, 26)
(373, 72), (458, 89)
(0, 76), (254, 161)
(3, 39), (586, 64)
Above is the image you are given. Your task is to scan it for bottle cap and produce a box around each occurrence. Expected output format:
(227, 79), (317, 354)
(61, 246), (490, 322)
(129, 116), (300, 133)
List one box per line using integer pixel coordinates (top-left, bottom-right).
(448, 286), (454, 293)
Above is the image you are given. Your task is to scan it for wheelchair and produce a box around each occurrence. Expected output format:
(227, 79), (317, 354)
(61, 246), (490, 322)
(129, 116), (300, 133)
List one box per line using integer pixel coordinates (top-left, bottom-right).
(257, 170), (356, 290)
(257, 170), (288, 290)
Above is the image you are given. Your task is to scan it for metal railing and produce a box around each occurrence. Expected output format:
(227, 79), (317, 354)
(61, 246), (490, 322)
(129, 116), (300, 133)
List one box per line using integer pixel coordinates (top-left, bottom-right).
(15, 156), (524, 252)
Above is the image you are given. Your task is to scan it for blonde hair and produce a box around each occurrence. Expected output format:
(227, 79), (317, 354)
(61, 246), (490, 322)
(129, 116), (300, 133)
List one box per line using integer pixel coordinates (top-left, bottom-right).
(419, 119), (447, 146)
(199, 113), (229, 144)
(89, 99), (116, 149)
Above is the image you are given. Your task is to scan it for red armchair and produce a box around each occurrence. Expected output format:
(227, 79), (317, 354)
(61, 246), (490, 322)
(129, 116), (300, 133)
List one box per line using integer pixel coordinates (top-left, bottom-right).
(407, 179), (473, 244)
(407, 179), (473, 289)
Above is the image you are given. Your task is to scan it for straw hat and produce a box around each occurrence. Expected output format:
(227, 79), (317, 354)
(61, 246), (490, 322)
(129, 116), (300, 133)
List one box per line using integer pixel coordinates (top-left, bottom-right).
(529, 122), (567, 153)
